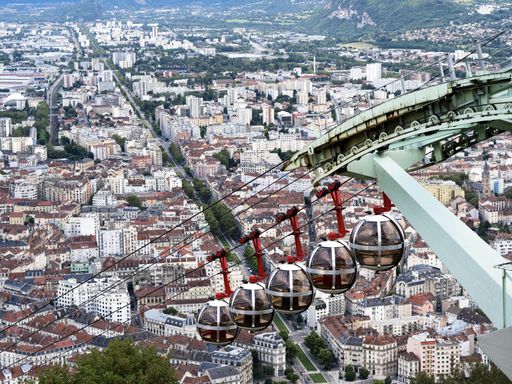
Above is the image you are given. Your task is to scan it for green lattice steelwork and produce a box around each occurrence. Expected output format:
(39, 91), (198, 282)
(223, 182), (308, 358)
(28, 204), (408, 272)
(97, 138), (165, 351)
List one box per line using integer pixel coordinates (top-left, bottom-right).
(285, 70), (512, 186)
(284, 70), (512, 379)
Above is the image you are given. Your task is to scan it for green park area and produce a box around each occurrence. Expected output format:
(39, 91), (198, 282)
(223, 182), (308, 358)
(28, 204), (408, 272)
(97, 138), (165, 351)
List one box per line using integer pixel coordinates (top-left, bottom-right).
(272, 314), (289, 333)
(297, 347), (316, 372)
(309, 373), (327, 383)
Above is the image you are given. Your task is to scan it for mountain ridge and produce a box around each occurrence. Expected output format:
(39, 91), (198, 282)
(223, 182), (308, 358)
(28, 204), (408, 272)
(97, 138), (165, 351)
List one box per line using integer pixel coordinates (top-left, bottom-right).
(0, 0), (251, 6)
(304, 0), (470, 38)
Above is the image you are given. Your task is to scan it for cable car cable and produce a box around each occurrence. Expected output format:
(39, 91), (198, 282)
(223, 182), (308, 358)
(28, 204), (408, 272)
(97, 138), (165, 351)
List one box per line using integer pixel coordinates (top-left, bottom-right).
(5, 181), (373, 368)
(0, 166), (322, 354)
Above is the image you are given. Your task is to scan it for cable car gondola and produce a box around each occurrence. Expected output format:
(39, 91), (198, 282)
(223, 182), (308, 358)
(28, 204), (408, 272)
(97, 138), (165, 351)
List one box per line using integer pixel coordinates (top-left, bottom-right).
(197, 294), (239, 345)
(197, 250), (239, 345)
(266, 208), (314, 314)
(229, 230), (274, 332)
(349, 213), (405, 271)
(266, 256), (314, 314)
(229, 276), (274, 331)
(307, 181), (358, 294)
(307, 240), (357, 294)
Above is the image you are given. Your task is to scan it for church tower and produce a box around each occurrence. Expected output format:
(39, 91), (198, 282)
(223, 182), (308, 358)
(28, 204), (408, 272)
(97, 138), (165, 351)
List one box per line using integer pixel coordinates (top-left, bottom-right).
(482, 160), (491, 197)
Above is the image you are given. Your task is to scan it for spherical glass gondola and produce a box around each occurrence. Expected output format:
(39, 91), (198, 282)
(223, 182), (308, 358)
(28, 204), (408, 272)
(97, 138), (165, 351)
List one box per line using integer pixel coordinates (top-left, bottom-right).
(306, 240), (358, 294)
(265, 260), (314, 315)
(349, 214), (405, 271)
(196, 297), (239, 346)
(229, 279), (274, 332)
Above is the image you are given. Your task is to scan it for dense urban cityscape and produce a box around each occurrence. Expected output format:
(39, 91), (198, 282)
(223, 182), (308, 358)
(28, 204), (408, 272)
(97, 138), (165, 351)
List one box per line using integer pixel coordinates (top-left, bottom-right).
(0, 0), (511, 383)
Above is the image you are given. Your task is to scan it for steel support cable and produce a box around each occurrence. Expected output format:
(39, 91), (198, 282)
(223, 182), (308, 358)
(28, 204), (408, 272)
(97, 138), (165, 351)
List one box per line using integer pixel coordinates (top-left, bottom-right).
(8, 25), (498, 346)
(6, 179), (373, 370)
(330, 28), (512, 118)
(0, 165), (322, 354)
(0, 160), (288, 335)
(418, 28), (512, 90)
(7, 25), (507, 369)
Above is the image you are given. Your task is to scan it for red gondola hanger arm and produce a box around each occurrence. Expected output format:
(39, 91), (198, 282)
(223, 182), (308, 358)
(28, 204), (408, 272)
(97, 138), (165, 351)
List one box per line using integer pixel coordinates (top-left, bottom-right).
(207, 249), (232, 298)
(374, 192), (394, 214)
(240, 229), (266, 281)
(316, 180), (348, 239)
(275, 206), (304, 262)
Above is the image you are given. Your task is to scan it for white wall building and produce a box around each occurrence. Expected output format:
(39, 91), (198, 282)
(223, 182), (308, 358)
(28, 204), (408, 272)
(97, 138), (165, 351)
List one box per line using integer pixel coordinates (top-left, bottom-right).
(246, 332), (286, 377)
(64, 217), (98, 238)
(56, 276), (130, 323)
(366, 63), (383, 82)
(143, 309), (197, 339)
(98, 229), (124, 257)
(0, 118), (12, 137)
(9, 181), (38, 200)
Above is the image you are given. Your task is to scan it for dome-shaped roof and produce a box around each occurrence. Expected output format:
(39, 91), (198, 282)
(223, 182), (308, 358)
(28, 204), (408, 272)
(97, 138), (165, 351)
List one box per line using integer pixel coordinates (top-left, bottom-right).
(185, 314), (196, 326)
(2, 92), (26, 103)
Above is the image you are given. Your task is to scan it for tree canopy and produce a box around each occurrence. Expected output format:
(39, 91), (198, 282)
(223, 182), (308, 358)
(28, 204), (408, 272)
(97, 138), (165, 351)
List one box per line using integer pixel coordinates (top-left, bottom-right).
(126, 195), (143, 209)
(344, 365), (356, 381)
(411, 363), (511, 384)
(304, 331), (334, 370)
(213, 148), (232, 170)
(168, 143), (185, 165)
(26, 339), (178, 384)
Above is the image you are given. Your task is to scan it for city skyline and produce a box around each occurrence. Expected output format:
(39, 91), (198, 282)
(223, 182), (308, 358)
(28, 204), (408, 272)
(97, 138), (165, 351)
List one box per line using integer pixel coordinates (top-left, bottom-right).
(0, 1), (511, 383)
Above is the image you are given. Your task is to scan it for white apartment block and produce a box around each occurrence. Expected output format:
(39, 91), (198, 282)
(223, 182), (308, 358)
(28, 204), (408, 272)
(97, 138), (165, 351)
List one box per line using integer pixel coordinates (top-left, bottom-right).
(370, 316), (426, 336)
(9, 181), (38, 200)
(210, 347), (253, 384)
(251, 333), (286, 377)
(92, 190), (118, 207)
(363, 335), (398, 379)
(0, 117), (12, 137)
(407, 252), (443, 271)
(492, 234), (512, 257)
(0, 344), (82, 369)
(0, 137), (34, 153)
(354, 297), (412, 321)
(64, 217), (98, 238)
(306, 299), (328, 329)
(98, 229), (124, 257)
(112, 51), (136, 68)
(251, 133), (306, 152)
(56, 276), (130, 323)
(398, 352), (420, 384)
(186, 95), (203, 119)
(86, 139), (118, 160)
(306, 292), (345, 329)
(239, 150), (281, 166)
(319, 319), (399, 380)
(366, 63), (382, 82)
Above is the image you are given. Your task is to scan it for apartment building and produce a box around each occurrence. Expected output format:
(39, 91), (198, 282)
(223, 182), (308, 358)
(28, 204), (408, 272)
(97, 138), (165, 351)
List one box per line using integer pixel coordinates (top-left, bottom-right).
(56, 276), (130, 323)
(142, 309), (197, 339)
(210, 346), (253, 384)
(406, 332), (460, 380)
(363, 335), (398, 379)
(421, 180), (465, 205)
(398, 352), (420, 384)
